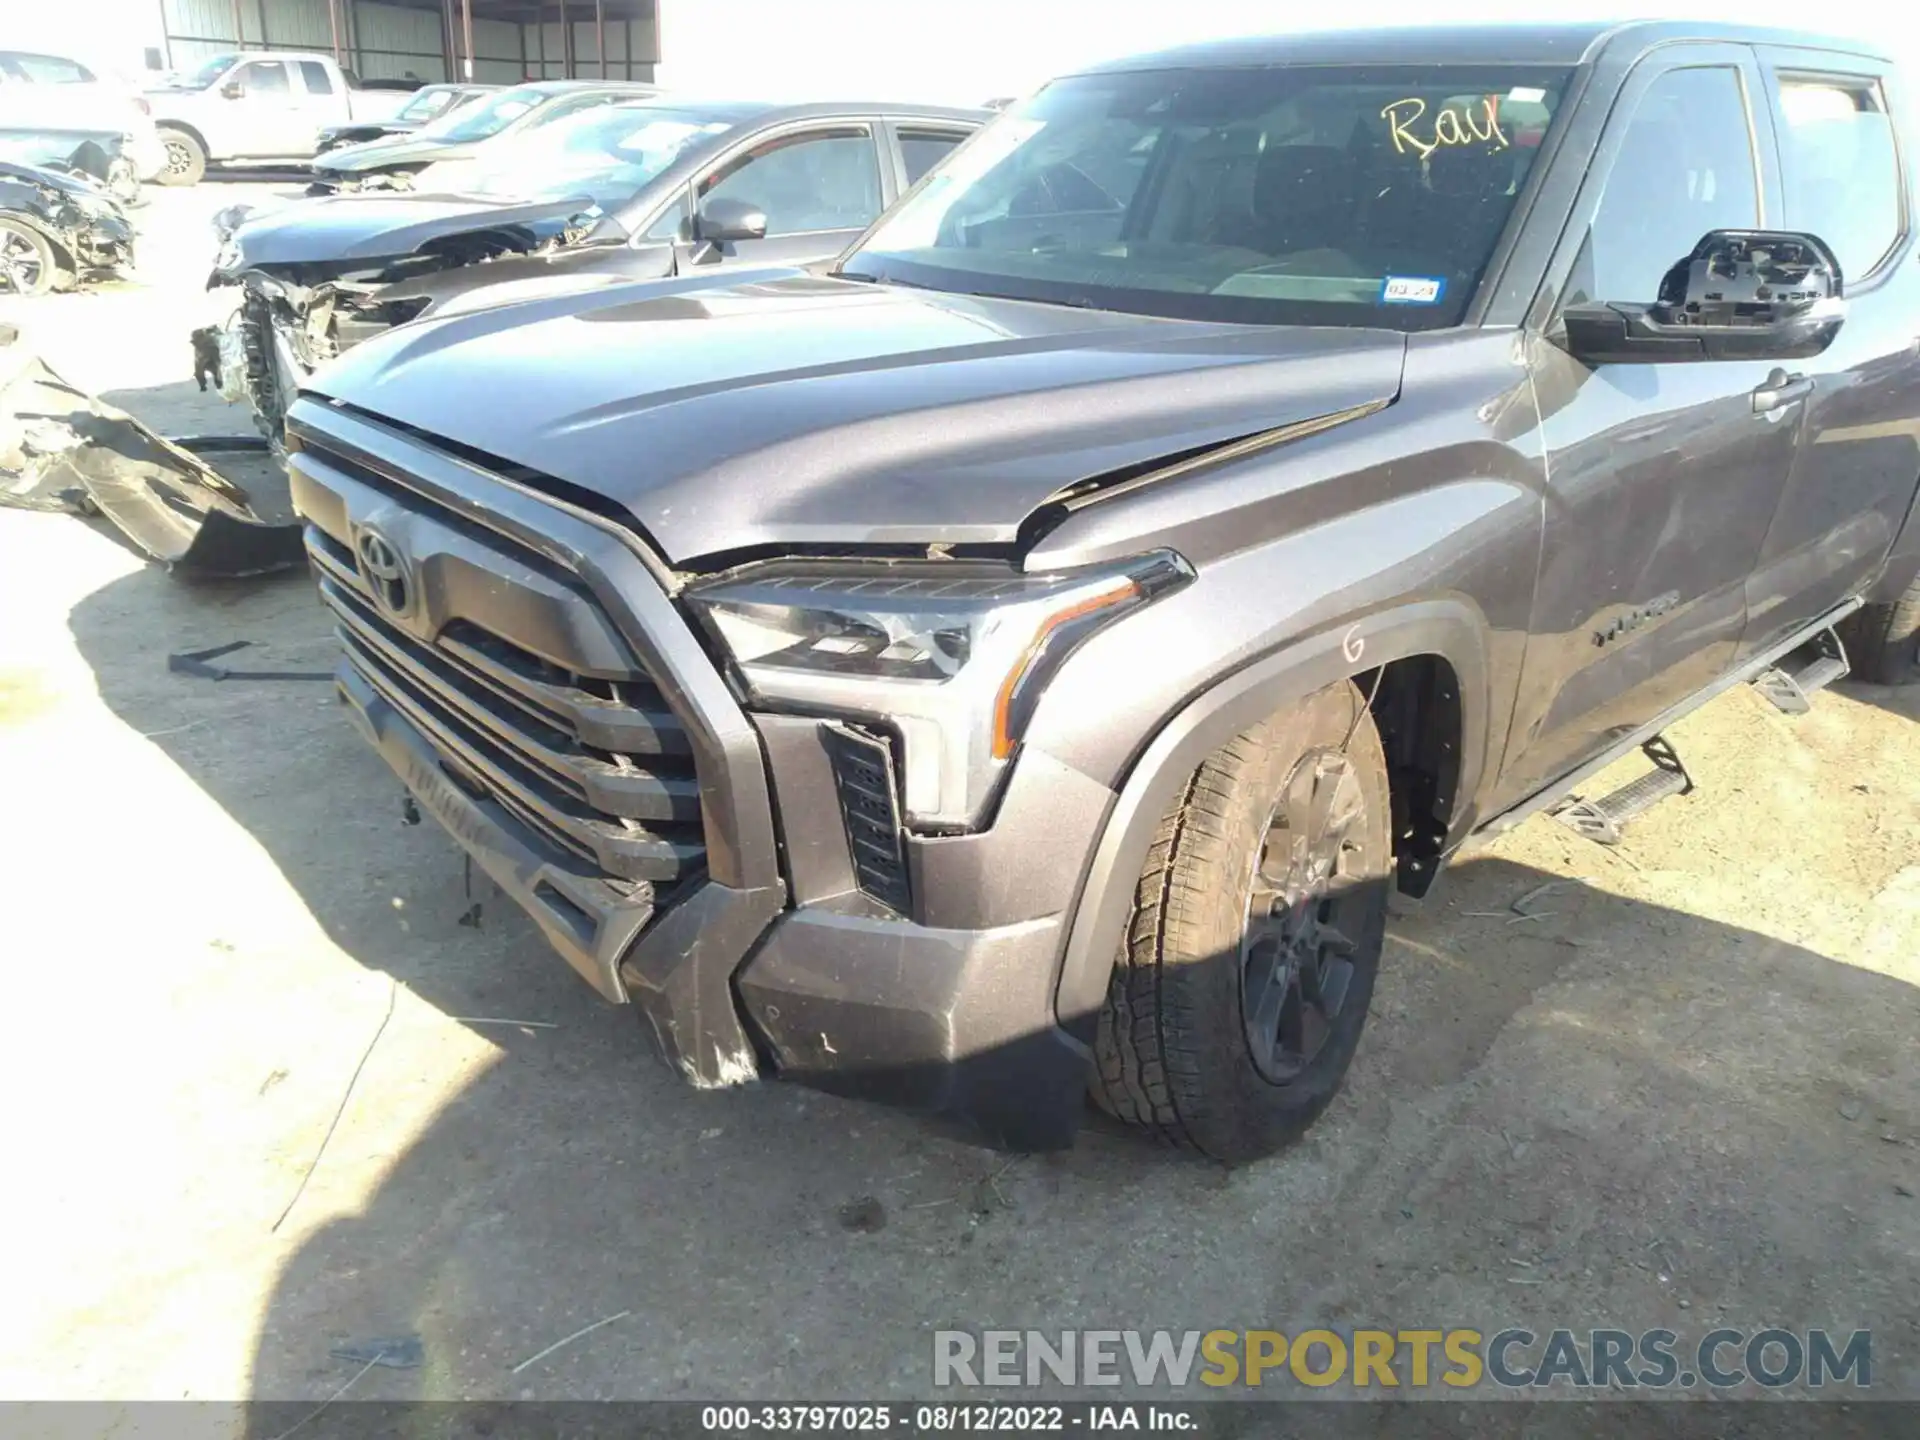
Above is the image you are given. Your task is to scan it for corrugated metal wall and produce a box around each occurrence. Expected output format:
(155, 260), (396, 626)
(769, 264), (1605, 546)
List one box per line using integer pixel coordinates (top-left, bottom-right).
(157, 1), (656, 83)
(523, 17), (656, 79)
(349, 2), (446, 80)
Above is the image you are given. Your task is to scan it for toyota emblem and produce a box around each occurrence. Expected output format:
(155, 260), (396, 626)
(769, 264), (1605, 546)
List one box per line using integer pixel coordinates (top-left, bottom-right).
(355, 527), (413, 616)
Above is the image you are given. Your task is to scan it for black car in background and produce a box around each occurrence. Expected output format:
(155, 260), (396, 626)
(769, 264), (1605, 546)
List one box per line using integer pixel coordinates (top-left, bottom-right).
(308, 80), (656, 193)
(0, 128), (142, 205)
(0, 161), (133, 294)
(315, 82), (498, 154)
(212, 96), (985, 440)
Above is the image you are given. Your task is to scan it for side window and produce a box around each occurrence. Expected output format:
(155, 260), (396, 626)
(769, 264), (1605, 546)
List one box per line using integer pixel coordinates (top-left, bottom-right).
(644, 189), (691, 242)
(524, 93), (612, 133)
(1775, 75), (1901, 281)
(13, 53), (93, 84)
(899, 128), (970, 186)
(1573, 67), (1759, 304)
(298, 60), (334, 95)
(699, 128), (883, 236)
(239, 61), (291, 96)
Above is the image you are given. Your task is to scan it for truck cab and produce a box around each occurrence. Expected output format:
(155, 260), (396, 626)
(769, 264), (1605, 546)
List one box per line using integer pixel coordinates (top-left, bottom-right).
(147, 51), (412, 182)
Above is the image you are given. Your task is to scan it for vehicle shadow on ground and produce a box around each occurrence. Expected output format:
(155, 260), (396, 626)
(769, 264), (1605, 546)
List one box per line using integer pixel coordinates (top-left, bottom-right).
(1835, 674), (1920, 724)
(64, 556), (1920, 1410)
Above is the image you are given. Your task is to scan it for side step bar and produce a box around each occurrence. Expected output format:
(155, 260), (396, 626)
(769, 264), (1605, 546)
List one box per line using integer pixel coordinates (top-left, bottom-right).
(1477, 597), (1863, 844)
(1751, 626), (1851, 714)
(1551, 734), (1694, 845)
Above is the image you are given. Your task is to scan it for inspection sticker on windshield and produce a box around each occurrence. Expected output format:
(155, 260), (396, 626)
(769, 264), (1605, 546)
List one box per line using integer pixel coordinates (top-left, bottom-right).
(1381, 275), (1446, 305)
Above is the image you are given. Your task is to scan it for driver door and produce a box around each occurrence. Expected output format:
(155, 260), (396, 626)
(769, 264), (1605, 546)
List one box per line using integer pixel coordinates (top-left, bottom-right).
(222, 60), (305, 157)
(1494, 48), (1803, 807)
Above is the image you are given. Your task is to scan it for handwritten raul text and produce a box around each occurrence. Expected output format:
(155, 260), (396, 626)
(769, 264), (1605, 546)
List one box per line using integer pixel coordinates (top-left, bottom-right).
(1381, 96), (1510, 159)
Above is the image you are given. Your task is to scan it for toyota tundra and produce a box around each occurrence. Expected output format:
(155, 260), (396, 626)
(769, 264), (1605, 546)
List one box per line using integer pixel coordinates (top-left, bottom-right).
(284, 22), (1920, 1161)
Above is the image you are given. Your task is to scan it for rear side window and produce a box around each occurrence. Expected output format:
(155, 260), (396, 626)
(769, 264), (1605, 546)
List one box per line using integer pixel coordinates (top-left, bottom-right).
(899, 128), (970, 185)
(298, 60), (335, 95)
(1775, 75), (1902, 281)
(1572, 66), (1759, 304)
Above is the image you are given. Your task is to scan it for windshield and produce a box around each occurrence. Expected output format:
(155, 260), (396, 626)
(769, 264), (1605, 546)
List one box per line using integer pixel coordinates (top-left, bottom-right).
(844, 65), (1567, 329)
(420, 85), (544, 142)
(398, 85), (461, 123)
(459, 104), (735, 209)
(181, 53), (239, 88)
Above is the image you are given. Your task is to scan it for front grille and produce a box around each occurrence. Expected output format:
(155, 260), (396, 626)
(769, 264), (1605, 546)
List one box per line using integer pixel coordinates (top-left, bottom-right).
(301, 478), (708, 893)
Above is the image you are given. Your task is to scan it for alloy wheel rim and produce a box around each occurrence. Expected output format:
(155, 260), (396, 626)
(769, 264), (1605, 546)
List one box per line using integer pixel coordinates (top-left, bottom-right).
(1241, 749), (1366, 1084)
(165, 141), (193, 175)
(0, 230), (43, 292)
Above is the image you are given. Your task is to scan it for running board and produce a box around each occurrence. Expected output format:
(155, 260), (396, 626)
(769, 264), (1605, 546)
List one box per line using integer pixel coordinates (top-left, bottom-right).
(1475, 597), (1864, 842)
(1551, 734), (1694, 845)
(1751, 626), (1850, 715)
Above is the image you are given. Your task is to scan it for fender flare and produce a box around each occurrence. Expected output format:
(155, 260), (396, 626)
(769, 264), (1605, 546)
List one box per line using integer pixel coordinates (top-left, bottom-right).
(1051, 596), (1493, 1030)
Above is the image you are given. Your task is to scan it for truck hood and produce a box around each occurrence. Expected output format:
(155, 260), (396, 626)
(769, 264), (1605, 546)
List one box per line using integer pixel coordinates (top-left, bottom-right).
(318, 134), (479, 174)
(221, 191), (598, 271)
(307, 273), (1407, 563)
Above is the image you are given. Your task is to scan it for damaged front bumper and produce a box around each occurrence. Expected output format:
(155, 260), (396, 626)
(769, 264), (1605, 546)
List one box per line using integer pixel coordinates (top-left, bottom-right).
(0, 331), (304, 574)
(74, 209), (134, 275)
(286, 399), (1097, 1150)
(208, 271), (426, 445)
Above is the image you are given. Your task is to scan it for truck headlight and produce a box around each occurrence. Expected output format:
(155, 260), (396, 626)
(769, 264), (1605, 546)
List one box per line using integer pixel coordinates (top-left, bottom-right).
(685, 551), (1191, 828)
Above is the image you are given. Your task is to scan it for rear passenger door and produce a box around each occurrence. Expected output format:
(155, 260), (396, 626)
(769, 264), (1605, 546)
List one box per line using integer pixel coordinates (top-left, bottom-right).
(1735, 49), (1920, 659)
(1497, 47), (1801, 807)
(291, 60), (346, 148)
(689, 123), (890, 267)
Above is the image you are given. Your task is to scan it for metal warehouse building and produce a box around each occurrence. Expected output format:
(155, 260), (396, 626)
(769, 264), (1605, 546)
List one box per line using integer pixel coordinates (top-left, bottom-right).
(151, 0), (657, 83)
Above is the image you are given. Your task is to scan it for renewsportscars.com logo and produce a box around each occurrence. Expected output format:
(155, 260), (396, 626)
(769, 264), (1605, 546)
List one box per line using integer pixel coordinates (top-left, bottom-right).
(933, 1328), (1871, 1392)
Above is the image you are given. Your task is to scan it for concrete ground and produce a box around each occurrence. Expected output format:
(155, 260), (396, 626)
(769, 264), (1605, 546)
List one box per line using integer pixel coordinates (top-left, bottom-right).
(2, 184), (1919, 1417)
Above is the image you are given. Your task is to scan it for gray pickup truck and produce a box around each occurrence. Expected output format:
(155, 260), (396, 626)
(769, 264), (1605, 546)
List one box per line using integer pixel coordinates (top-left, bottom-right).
(283, 21), (1920, 1161)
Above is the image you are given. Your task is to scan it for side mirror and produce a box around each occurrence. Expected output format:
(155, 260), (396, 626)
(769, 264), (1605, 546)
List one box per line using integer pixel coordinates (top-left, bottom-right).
(220, 79), (245, 99)
(1557, 230), (1845, 366)
(696, 196), (768, 244)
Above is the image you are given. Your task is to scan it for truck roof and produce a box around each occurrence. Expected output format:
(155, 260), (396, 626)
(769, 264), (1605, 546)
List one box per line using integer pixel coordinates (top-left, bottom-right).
(1077, 20), (1892, 74)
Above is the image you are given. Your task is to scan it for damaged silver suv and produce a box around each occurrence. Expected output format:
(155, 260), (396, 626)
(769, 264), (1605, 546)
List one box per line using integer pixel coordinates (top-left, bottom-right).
(286, 22), (1920, 1160)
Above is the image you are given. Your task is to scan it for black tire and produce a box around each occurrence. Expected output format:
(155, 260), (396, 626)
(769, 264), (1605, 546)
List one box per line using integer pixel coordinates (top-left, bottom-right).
(1091, 680), (1393, 1163)
(1841, 577), (1920, 686)
(156, 128), (206, 186)
(0, 218), (59, 296)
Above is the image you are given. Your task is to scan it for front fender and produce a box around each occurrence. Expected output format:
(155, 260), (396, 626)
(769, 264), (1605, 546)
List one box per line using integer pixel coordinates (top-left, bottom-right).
(1050, 598), (1492, 1031)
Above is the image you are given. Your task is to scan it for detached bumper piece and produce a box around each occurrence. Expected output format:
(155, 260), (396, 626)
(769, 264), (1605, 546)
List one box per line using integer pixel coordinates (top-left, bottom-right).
(0, 335), (302, 575)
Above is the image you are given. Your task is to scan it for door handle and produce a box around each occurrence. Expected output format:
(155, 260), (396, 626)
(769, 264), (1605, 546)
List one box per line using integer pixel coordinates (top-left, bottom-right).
(1751, 368), (1813, 413)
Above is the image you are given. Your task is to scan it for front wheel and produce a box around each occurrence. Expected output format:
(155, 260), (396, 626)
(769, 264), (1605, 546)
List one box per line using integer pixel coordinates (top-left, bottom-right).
(156, 128), (206, 186)
(1091, 680), (1393, 1163)
(0, 219), (59, 296)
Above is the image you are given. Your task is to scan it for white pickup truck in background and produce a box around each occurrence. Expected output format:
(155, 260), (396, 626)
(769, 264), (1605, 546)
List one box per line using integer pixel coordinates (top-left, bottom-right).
(146, 51), (418, 184)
